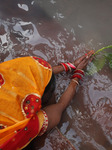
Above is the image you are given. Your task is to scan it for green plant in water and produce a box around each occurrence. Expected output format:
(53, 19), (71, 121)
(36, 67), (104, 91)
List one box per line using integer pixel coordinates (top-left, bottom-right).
(93, 45), (112, 55)
(106, 53), (112, 69)
(86, 45), (112, 75)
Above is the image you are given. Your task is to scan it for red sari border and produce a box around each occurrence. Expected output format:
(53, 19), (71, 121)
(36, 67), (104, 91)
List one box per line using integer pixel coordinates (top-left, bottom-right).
(0, 114), (39, 150)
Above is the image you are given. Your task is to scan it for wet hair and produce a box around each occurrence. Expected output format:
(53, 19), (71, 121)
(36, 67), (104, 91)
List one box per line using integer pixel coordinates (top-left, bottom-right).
(44, 73), (55, 93)
(42, 73), (55, 105)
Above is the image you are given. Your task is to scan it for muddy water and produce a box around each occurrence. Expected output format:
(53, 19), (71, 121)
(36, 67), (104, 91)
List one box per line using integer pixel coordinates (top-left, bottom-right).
(0, 0), (112, 150)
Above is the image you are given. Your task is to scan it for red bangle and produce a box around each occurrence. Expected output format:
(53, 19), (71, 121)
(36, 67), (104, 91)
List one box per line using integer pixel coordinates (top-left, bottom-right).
(71, 73), (83, 80)
(71, 74), (82, 80)
(74, 69), (84, 75)
(66, 62), (76, 70)
(60, 62), (76, 72)
(60, 63), (69, 72)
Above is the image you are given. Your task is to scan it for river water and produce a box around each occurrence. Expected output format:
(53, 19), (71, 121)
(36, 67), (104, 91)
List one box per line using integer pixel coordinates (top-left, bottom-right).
(0, 0), (112, 150)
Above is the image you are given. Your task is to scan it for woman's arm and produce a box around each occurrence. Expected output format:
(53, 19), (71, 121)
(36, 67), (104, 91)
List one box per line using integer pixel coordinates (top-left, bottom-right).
(43, 78), (79, 131)
(52, 50), (94, 75)
(44, 50), (94, 131)
(52, 65), (65, 74)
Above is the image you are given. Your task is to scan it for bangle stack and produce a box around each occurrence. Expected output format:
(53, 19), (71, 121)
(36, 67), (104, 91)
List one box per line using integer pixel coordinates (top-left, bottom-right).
(60, 62), (76, 72)
(60, 62), (84, 85)
(71, 69), (84, 80)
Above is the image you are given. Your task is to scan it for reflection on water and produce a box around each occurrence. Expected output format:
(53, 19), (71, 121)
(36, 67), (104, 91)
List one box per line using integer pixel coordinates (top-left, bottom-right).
(0, 17), (52, 62)
(58, 70), (112, 150)
(18, 3), (29, 11)
(0, 0), (112, 150)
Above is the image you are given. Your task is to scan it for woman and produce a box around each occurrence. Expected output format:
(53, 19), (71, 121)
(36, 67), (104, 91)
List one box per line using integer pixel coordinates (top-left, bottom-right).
(0, 50), (94, 149)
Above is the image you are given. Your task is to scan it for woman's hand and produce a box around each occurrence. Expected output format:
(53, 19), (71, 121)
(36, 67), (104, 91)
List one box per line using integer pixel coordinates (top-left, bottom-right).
(76, 50), (94, 70)
(73, 50), (94, 68)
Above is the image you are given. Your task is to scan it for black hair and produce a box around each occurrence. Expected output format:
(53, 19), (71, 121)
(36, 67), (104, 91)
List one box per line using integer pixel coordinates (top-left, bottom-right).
(42, 73), (55, 106)
(44, 73), (55, 94)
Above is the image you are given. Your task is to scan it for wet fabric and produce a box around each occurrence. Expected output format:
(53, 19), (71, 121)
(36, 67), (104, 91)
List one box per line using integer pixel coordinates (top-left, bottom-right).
(0, 56), (52, 149)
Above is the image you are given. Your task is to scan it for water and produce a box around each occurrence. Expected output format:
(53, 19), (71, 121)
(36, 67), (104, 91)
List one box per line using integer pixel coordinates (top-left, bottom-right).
(0, 0), (112, 149)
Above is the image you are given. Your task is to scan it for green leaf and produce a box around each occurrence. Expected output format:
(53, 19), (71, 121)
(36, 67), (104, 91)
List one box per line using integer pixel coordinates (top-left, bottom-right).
(105, 53), (112, 69)
(93, 45), (112, 55)
(105, 53), (112, 60)
(109, 60), (112, 68)
(86, 55), (106, 75)
(86, 45), (112, 75)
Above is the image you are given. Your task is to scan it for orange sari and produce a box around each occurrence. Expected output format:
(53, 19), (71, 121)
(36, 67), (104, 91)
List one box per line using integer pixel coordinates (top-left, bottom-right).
(0, 56), (52, 149)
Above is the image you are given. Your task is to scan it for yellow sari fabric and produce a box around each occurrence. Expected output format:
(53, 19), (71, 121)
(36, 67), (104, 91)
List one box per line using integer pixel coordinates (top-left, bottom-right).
(0, 56), (52, 149)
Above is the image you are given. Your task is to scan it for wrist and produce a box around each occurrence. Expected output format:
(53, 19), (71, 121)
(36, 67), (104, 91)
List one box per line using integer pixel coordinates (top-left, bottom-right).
(52, 65), (65, 74)
(59, 64), (65, 71)
(60, 62), (76, 72)
(71, 78), (79, 86)
(72, 77), (79, 81)
(71, 69), (84, 80)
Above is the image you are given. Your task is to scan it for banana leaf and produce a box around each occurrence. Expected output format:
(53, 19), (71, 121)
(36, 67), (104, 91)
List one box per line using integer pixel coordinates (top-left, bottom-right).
(109, 60), (112, 68)
(105, 53), (112, 69)
(86, 45), (112, 75)
(86, 55), (106, 75)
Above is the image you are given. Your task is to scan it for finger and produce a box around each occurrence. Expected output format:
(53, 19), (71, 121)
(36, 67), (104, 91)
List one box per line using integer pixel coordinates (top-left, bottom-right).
(87, 50), (95, 55)
(76, 50), (94, 68)
(83, 50), (94, 60)
(84, 57), (92, 66)
(83, 55), (92, 64)
(87, 50), (95, 56)
(78, 50), (94, 61)
(80, 57), (89, 64)
(78, 54), (87, 61)
(89, 57), (94, 63)
(85, 52), (94, 59)
(87, 51), (94, 57)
